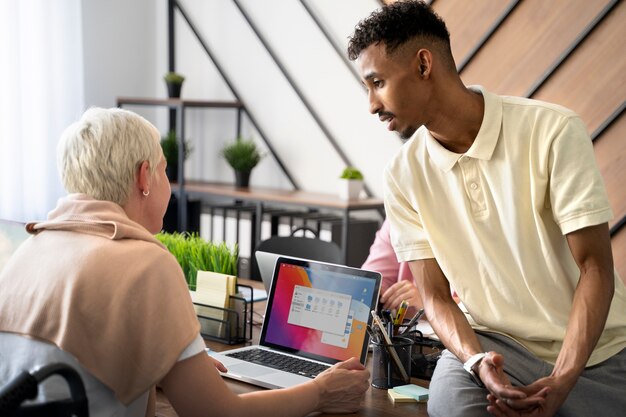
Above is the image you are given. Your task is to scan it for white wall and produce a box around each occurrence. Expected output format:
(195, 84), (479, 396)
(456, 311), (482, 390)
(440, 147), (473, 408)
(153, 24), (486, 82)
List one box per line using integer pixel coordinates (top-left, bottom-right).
(80, 0), (400, 197)
(82, 0), (159, 108)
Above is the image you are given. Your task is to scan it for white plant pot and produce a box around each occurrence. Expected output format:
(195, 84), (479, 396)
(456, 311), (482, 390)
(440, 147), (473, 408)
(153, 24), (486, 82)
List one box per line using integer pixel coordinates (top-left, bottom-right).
(338, 179), (364, 200)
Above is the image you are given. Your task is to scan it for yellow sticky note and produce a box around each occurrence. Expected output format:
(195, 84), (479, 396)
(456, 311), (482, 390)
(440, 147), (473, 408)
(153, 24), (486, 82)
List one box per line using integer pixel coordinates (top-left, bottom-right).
(392, 384), (429, 401)
(387, 389), (416, 403)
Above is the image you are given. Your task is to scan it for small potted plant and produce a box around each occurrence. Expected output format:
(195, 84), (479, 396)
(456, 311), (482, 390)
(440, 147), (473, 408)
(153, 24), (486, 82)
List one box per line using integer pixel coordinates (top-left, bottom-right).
(221, 137), (264, 187)
(338, 166), (364, 200)
(164, 71), (185, 98)
(160, 130), (192, 182)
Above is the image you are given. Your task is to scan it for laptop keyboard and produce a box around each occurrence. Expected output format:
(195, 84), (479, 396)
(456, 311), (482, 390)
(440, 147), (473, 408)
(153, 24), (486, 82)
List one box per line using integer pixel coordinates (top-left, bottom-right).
(226, 348), (330, 378)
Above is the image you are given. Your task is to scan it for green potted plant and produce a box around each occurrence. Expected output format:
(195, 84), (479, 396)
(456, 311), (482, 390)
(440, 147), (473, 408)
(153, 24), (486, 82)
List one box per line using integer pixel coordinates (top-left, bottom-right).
(339, 166), (364, 200)
(220, 137), (264, 187)
(160, 130), (192, 182)
(155, 231), (238, 291)
(156, 231), (240, 340)
(164, 71), (185, 98)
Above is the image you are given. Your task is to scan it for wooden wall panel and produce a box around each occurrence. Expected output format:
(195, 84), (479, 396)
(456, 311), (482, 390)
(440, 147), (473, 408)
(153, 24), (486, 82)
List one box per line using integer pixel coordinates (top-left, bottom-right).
(533, 1), (626, 134)
(460, 0), (609, 96)
(611, 227), (626, 284)
(594, 115), (626, 230)
(432, 0), (508, 67)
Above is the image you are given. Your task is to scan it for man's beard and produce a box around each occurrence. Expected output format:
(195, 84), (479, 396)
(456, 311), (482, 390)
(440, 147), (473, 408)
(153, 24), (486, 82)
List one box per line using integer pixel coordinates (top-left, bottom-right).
(399, 125), (419, 140)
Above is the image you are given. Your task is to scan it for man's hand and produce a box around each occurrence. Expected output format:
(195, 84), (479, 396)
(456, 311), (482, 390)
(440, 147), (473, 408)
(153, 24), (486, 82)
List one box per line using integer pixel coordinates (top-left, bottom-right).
(478, 352), (549, 412)
(486, 373), (574, 417)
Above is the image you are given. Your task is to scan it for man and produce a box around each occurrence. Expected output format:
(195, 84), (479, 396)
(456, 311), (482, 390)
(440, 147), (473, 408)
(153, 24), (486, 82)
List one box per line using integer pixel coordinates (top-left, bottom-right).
(347, 2), (626, 417)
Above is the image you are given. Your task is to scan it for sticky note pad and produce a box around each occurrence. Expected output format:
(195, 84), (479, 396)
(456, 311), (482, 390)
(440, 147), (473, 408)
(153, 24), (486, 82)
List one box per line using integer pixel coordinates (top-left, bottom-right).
(392, 384), (429, 401)
(387, 389), (416, 403)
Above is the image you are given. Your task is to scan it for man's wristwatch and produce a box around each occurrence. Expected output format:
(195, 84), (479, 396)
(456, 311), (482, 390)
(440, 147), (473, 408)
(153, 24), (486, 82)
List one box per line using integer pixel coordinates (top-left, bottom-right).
(463, 353), (486, 387)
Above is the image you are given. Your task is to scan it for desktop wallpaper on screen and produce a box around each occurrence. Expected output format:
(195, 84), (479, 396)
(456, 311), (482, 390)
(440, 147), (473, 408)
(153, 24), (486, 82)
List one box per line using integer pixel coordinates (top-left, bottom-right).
(263, 262), (377, 362)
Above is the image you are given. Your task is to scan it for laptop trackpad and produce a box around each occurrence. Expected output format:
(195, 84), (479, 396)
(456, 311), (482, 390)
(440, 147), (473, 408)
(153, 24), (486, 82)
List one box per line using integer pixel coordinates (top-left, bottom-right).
(262, 371), (310, 387)
(228, 362), (273, 377)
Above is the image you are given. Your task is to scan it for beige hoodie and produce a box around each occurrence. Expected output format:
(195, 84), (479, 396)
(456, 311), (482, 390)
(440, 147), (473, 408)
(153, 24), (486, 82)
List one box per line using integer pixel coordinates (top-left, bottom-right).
(0, 194), (200, 404)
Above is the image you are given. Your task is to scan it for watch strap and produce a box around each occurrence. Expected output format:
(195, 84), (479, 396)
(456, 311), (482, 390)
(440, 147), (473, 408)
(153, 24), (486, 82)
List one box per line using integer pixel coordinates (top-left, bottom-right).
(463, 353), (486, 387)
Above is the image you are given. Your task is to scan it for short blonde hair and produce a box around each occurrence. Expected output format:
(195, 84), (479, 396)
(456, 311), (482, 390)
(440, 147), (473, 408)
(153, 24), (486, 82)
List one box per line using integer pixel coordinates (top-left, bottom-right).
(58, 107), (162, 205)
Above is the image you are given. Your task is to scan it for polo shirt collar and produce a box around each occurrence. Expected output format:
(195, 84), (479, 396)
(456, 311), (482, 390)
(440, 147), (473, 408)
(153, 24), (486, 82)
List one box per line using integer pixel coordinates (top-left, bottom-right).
(426, 85), (502, 172)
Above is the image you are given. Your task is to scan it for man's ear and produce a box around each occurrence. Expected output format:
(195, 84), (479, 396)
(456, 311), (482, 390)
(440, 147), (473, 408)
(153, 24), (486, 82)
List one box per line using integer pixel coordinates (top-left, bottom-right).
(416, 49), (433, 79)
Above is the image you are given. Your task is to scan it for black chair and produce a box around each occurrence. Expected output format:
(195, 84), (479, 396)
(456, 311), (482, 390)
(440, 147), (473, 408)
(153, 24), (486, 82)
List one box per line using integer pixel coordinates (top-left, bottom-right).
(250, 226), (343, 281)
(0, 363), (88, 417)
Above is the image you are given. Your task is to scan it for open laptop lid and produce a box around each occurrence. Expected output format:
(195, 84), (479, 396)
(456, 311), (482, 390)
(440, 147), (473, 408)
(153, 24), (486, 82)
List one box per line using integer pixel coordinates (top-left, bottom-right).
(0, 220), (29, 273)
(259, 256), (382, 365)
(254, 250), (280, 292)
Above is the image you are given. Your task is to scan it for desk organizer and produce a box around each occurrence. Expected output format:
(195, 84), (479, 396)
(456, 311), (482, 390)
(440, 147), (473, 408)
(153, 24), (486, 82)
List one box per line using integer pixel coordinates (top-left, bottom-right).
(404, 330), (445, 380)
(193, 284), (254, 344)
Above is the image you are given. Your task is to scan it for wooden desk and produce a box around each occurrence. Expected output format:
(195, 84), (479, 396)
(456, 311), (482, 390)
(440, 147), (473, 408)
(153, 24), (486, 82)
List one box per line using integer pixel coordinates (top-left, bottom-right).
(171, 181), (385, 265)
(156, 280), (430, 417)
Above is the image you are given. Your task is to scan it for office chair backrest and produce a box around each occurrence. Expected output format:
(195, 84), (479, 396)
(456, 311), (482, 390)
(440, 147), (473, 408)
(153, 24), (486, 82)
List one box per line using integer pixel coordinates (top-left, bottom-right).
(250, 228), (343, 281)
(0, 363), (88, 417)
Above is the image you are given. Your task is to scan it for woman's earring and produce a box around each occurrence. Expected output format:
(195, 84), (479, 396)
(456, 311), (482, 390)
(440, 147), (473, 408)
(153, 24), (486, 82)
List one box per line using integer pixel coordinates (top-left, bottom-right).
(142, 190), (150, 197)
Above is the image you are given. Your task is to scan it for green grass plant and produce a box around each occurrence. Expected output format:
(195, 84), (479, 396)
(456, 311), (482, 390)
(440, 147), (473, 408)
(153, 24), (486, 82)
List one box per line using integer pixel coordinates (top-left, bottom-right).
(156, 231), (238, 290)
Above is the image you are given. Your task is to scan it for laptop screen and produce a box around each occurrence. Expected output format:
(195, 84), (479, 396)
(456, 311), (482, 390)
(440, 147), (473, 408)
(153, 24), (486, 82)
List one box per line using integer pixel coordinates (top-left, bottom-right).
(0, 220), (29, 273)
(260, 256), (381, 365)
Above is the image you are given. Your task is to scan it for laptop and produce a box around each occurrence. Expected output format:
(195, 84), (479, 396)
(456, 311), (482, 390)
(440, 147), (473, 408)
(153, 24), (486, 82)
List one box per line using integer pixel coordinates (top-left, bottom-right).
(208, 255), (382, 389)
(254, 250), (283, 291)
(0, 220), (29, 273)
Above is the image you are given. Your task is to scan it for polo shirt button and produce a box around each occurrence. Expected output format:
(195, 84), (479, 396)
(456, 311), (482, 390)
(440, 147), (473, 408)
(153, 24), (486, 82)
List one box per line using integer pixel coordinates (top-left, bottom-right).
(470, 182), (478, 190)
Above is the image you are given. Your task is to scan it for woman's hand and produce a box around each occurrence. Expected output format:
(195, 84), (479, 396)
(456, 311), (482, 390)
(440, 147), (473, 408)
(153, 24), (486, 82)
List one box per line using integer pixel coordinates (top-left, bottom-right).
(208, 355), (228, 373)
(379, 281), (422, 311)
(312, 357), (370, 413)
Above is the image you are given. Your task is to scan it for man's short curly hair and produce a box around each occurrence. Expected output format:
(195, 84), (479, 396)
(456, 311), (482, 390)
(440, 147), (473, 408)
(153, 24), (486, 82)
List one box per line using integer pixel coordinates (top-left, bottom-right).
(347, 0), (451, 63)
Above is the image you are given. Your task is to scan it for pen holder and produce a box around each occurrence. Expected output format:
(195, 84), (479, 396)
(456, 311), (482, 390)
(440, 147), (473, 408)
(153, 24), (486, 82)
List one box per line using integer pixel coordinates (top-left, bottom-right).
(405, 330), (444, 380)
(371, 336), (412, 389)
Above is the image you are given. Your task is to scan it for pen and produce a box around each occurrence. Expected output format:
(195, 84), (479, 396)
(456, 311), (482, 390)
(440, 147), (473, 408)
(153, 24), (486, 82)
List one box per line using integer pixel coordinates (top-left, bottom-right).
(379, 309), (392, 337)
(400, 308), (425, 335)
(381, 309), (393, 324)
(366, 324), (379, 343)
(393, 300), (409, 326)
(371, 311), (409, 382)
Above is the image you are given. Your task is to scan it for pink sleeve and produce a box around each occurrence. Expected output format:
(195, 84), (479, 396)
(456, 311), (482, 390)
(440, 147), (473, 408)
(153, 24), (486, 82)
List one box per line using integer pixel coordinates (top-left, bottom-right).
(362, 220), (411, 292)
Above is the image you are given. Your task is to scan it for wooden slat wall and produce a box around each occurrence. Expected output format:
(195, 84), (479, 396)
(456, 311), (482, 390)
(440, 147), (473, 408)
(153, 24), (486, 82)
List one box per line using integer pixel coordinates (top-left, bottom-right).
(532, 1), (626, 133)
(612, 228), (626, 285)
(386, 0), (626, 277)
(429, 0), (509, 65)
(456, 0), (610, 96)
(593, 115), (626, 230)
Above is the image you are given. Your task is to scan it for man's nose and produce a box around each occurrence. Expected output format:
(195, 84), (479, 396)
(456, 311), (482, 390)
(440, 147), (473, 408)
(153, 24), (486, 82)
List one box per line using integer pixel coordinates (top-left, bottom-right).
(368, 91), (381, 115)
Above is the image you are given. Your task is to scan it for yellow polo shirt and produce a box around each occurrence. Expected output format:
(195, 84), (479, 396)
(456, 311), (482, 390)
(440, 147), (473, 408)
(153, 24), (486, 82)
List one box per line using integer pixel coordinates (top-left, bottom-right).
(384, 86), (626, 366)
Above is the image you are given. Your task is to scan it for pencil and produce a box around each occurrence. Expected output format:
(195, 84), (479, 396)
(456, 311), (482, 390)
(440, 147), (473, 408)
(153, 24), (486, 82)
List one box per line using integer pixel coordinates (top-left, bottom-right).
(394, 300), (409, 326)
(371, 311), (410, 382)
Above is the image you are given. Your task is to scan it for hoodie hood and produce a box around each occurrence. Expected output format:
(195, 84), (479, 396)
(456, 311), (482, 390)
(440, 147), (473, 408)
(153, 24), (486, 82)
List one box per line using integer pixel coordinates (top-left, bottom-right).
(27, 194), (163, 247)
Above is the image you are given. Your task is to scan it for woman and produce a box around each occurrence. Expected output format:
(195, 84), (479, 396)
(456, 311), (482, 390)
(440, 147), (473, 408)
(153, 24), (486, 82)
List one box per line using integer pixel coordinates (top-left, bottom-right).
(0, 108), (369, 417)
(362, 219), (422, 312)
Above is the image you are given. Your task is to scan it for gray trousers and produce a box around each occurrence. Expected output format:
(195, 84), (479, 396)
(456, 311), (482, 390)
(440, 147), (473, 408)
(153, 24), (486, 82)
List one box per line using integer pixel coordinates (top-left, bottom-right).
(427, 331), (626, 417)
